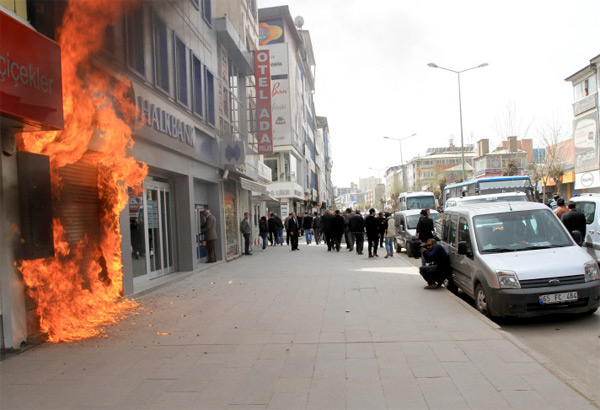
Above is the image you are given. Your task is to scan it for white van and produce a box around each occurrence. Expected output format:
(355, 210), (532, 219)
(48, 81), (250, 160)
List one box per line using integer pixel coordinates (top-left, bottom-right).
(397, 191), (436, 211)
(441, 202), (600, 317)
(570, 193), (600, 265)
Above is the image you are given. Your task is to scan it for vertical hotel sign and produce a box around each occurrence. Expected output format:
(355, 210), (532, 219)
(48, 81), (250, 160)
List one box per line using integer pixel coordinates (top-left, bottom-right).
(255, 50), (273, 154)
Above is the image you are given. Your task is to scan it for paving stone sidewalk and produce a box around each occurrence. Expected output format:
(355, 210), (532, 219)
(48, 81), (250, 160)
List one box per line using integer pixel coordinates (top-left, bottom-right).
(1, 242), (597, 409)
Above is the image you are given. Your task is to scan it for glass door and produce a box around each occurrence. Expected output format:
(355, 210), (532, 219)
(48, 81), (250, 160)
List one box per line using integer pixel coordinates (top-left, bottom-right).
(144, 181), (174, 278)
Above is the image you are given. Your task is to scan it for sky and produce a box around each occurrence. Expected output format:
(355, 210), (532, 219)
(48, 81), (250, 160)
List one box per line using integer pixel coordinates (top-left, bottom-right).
(257, 0), (600, 187)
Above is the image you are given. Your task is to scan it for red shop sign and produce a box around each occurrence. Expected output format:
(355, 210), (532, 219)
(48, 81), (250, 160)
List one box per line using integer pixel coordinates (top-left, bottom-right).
(255, 50), (273, 154)
(0, 10), (63, 130)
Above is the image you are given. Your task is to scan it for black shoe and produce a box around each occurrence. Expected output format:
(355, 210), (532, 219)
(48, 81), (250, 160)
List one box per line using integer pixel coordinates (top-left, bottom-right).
(245, 252), (253, 255)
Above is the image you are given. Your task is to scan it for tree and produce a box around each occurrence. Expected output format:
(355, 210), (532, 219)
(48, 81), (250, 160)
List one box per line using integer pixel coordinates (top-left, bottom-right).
(494, 101), (534, 142)
(536, 114), (570, 204)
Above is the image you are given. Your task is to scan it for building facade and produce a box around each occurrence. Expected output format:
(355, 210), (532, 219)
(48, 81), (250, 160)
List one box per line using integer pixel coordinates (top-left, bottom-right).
(565, 53), (600, 193)
(258, 6), (326, 217)
(0, 0), (277, 350)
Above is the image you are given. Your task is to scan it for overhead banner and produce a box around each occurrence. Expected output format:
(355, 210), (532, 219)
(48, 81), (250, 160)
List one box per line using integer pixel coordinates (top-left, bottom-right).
(255, 50), (273, 154)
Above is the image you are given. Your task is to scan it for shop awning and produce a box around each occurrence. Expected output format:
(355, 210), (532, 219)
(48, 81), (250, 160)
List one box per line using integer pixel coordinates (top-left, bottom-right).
(240, 177), (268, 194)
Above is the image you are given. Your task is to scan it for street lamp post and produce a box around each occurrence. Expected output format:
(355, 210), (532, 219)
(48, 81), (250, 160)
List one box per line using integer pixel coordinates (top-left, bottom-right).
(427, 62), (488, 181)
(383, 133), (416, 193)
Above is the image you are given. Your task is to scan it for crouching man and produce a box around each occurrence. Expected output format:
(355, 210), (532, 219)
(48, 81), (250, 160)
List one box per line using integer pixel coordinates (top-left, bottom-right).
(419, 239), (451, 289)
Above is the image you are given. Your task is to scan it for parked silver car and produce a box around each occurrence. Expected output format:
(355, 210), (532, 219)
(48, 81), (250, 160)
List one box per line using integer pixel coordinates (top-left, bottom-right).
(440, 202), (600, 317)
(393, 209), (440, 256)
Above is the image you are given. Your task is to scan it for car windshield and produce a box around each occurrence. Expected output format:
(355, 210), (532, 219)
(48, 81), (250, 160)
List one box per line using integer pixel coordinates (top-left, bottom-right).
(406, 213), (440, 229)
(474, 209), (573, 253)
(406, 196), (436, 210)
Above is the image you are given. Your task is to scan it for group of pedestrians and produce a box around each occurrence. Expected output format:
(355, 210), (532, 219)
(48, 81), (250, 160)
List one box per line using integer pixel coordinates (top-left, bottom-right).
(550, 193), (587, 245)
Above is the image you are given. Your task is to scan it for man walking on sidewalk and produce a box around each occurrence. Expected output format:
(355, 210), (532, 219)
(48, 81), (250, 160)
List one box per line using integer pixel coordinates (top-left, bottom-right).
(312, 211), (322, 245)
(288, 212), (300, 251)
(201, 209), (217, 263)
(350, 210), (365, 255)
(344, 208), (354, 251)
(302, 212), (314, 244)
(365, 208), (380, 258)
(240, 212), (252, 255)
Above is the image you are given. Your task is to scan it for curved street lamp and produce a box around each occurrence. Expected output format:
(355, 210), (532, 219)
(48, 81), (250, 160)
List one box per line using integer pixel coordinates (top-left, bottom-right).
(427, 62), (488, 180)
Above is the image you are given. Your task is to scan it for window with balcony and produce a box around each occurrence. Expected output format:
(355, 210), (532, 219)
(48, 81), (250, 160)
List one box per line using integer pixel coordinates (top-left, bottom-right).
(574, 75), (597, 101)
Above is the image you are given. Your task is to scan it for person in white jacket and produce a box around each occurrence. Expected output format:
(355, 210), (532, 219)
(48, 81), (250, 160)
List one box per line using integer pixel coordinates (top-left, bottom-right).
(383, 212), (396, 258)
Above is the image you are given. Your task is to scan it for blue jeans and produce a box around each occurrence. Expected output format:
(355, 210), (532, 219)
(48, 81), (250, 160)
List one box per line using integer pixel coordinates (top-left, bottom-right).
(277, 228), (283, 245)
(385, 238), (394, 255)
(261, 233), (268, 249)
(305, 230), (312, 244)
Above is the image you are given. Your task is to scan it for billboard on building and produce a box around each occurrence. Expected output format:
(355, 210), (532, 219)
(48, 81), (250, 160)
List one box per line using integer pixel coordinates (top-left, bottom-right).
(259, 20), (284, 46)
(255, 50), (273, 154)
(271, 78), (291, 146)
(574, 111), (598, 173)
(0, 11), (63, 130)
(268, 43), (288, 76)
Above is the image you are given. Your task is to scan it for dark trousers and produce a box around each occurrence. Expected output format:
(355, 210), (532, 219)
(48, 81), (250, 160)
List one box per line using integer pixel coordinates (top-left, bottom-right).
(334, 234), (342, 252)
(290, 233), (299, 250)
(419, 265), (448, 286)
(314, 229), (321, 244)
(325, 233), (334, 250)
(354, 233), (364, 254)
(367, 236), (378, 256)
(243, 233), (251, 254)
(345, 230), (354, 250)
(206, 240), (216, 262)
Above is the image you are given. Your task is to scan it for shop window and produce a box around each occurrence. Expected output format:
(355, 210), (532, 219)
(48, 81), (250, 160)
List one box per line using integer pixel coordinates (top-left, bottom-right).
(153, 14), (169, 93)
(174, 34), (188, 106)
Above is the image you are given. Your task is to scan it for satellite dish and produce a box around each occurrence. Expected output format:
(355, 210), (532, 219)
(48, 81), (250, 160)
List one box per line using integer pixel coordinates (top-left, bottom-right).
(294, 16), (304, 28)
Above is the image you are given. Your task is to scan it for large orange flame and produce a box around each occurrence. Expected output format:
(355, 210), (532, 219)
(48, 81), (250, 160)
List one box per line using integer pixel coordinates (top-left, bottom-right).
(18, 0), (147, 342)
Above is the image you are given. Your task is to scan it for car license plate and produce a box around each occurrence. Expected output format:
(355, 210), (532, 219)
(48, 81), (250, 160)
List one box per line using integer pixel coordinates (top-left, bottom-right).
(538, 291), (578, 305)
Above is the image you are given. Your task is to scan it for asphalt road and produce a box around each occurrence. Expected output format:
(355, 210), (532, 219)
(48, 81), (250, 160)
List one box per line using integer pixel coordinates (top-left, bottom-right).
(400, 248), (600, 401)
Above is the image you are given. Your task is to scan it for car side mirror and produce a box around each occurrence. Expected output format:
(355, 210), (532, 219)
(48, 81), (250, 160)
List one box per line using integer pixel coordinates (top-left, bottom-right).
(458, 241), (470, 256)
(571, 230), (583, 246)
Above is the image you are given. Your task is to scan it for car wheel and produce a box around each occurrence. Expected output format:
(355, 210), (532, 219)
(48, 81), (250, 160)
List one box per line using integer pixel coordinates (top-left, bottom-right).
(475, 283), (492, 317)
(405, 241), (412, 256)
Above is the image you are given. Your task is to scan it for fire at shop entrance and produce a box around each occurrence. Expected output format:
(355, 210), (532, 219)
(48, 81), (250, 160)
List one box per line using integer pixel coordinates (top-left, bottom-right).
(16, 0), (147, 343)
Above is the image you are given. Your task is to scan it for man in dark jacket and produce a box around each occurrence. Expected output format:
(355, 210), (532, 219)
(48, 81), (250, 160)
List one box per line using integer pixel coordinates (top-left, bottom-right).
(343, 208), (355, 251)
(268, 213), (278, 246)
(302, 212), (314, 244)
(416, 209), (435, 243)
(420, 239), (450, 289)
(312, 212), (322, 245)
(321, 210), (334, 251)
(331, 210), (345, 252)
(365, 208), (380, 258)
(287, 212), (300, 251)
(561, 201), (587, 245)
(349, 210), (365, 255)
